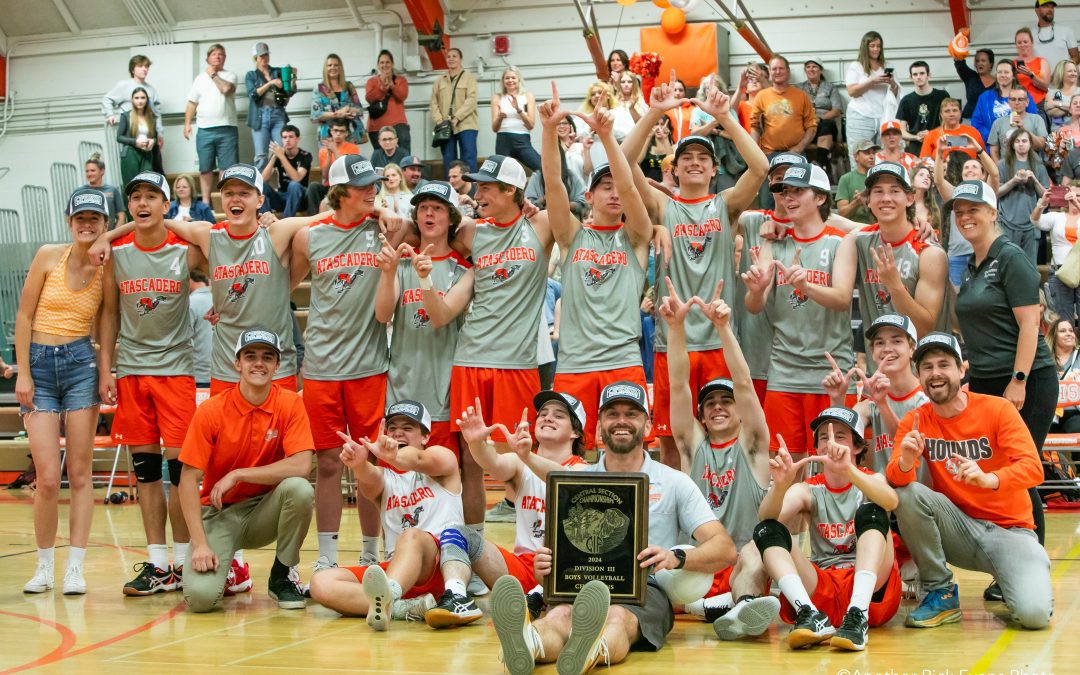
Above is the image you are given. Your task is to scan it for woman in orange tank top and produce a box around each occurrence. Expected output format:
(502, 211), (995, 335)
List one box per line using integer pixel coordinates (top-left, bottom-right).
(14, 187), (112, 596)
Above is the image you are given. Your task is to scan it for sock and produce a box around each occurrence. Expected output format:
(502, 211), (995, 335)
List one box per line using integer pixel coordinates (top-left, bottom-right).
(685, 592), (732, 617)
(362, 536), (379, 560)
(388, 578), (403, 602)
(233, 550), (244, 565)
(68, 546), (87, 570)
(528, 583), (543, 595)
(445, 578), (468, 597)
(317, 532), (339, 564)
(148, 544), (169, 571)
(38, 547), (55, 565)
(467, 522), (484, 537)
(270, 557), (289, 580)
(777, 573), (815, 612)
(848, 570), (878, 613)
(173, 542), (189, 569)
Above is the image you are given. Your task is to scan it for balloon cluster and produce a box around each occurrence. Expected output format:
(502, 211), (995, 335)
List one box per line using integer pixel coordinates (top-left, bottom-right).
(616, 0), (698, 35)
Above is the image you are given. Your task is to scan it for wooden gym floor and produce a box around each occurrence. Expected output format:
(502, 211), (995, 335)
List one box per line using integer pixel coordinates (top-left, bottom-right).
(0, 486), (1077, 674)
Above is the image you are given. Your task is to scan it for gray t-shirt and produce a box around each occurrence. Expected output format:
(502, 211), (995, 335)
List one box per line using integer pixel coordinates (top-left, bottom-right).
(987, 114), (1048, 159)
(996, 158), (1050, 230)
(188, 286), (213, 385)
(736, 210), (778, 380)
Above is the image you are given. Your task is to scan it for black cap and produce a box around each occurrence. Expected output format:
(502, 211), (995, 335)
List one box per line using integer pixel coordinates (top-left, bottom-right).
(769, 152), (805, 173)
(697, 378), (735, 417)
(673, 135), (716, 163)
(217, 163), (265, 191)
(464, 155), (527, 190)
(769, 161), (831, 193)
(588, 163), (613, 191)
(385, 399), (432, 433)
(533, 390), (587, 431)
(865, 313), (918, 343)
(125, 171), (171, 200)
(809, 406), (863, 438)
(327, 155), (385, 187)
(400, 155), (424, 168)
(233, 327), (282, 357)
(864, 161), (912, 191)
(66, 187), (110, 217)
(598, 381), (649, 414)
(410, 181), (460, 212)
(913, 332), (964, 365)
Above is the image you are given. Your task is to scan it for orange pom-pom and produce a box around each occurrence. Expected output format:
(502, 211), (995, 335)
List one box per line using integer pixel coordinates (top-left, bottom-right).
(949, 27), (971, 60)
(661, 7), (686, 34)
(653, 0), (670, 7)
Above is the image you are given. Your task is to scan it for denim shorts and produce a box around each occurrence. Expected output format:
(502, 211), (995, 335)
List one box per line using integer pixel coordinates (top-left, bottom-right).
(22, 338), (100, 414)
(196, 125), (240, 173)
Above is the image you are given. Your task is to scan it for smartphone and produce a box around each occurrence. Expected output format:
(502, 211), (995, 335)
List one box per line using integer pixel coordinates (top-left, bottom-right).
(884, 67), (894, 77)
(943, 135), (965, 148)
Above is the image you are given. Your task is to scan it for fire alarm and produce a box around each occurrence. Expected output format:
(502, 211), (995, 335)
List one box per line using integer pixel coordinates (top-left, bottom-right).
(491, 34), (511, 56)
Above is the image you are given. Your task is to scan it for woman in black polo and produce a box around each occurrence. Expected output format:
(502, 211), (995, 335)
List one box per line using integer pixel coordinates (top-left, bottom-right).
(950, 180), (1055, 581)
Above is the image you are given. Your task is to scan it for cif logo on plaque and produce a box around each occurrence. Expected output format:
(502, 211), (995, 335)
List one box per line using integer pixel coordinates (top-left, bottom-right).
(544, 472), (650, 606)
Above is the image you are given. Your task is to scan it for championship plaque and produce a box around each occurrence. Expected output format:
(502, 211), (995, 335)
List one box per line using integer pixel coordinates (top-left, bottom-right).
(543, 471), (649, 606)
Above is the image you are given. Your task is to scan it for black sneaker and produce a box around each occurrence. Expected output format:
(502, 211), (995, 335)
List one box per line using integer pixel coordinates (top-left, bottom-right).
(267, 574), (306, 610)
(526, 590), (545, 620)
(123, 562), (175, 596)
(703, 603), (732, 623)
(830, 606), (869, 651)
(424, 589), (483, 628)
(983, 581), (1003, 602)
(171, 565), (183, 591)
(787, 602), (835, 649)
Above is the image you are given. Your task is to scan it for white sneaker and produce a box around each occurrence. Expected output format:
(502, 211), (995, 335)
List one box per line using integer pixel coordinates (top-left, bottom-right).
(392, 592), (437, 621)
(468, 573), (489, 597)
(900, 559), (921, 599)
(358, 552), (379, 567)
(712, 595), (780, 641)
(492, 575), (543, 675)
(312, 555), (336, 572)
(63, 565), (87, 595)
(24, 561), (54, 593)
(363, 565), (393, 631)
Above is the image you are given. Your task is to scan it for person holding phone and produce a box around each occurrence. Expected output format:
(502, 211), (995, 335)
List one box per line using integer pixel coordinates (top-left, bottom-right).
(919, 98), (985, 161)
(1014, 28), (1052, 106)
(972, 60), (1038, 144)
(845, 31), (900, 167)
(1033, 186), (1080, 323)
(987, 89), (1047, 162)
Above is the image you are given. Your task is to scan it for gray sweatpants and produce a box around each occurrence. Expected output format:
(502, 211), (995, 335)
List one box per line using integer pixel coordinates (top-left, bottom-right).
(184, 476), (314, 613)
(893, 482), (1052, 629)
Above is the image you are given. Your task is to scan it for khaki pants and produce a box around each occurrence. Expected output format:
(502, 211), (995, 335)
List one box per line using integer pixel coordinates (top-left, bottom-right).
(185, 476), (314, 613)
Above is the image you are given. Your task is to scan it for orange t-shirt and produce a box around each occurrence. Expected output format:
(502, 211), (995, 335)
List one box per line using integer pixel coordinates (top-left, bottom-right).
(665, 103), (694, 143)
(887, 393), (1043, 529)
(749, 87), (817, 153)
(919, 125), (985, 161)
(737, 100), (754, 133)
(1017, 57), (1048, 106)
(180, 385), (314, 506)
(318, 142), (362, 183)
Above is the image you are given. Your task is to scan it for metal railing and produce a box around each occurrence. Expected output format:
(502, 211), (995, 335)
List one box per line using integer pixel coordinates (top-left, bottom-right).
(50, 162), (79, 228)
(21, 185), (55, 243)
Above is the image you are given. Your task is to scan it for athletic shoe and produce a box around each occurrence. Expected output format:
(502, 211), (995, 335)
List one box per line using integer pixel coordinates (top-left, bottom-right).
(787, 602), (835, 649)
(63, 565), (87, 595)
(267, 573), (306, 610)
(303, 555), (337, 598)
(830, 606), (869, 651)
(363, 565), (393, 631)
(392, 593), (437, 621)
(172, 565), (183, 591)
(424, 589), (483, 628)
(485, 499), (517, 523)
(357, 553), (380, 567)
(123, 561), (174, 596)
(526, 590), (545, 620)
(900, 559), (921, 599)
(906, 583), (962, 628)
(556, 580), (610, 675)
(983, 581), (1003, 602)
(224, 559), (253, 596)
(712, 595), (780, 641)
(468, 573), (489, 596)
(23, 561), (54, 593)
(492, 576), (543, 675)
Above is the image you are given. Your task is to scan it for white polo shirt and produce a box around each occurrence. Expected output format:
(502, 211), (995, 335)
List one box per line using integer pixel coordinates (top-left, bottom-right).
(187, 70), (239, 128)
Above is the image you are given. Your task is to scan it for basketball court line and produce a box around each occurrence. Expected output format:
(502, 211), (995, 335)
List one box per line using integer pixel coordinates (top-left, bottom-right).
(104, 613), (278, 662)
(222, 623), (362, 666)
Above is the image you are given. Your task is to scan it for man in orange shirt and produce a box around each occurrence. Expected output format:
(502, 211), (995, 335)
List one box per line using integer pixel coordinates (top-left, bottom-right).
(750, 56), (817, 156)
(179, 328), (315, 612)
(887, 333), (1051, 630)
(918, 98), (984, 161)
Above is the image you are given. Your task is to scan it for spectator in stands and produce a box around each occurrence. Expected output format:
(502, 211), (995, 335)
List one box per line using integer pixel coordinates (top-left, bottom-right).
(365, 50), (410, 152)
(1015, 28), (1052, 107)
(245, 42), (293, 170)
(1034, 187), (1080, 324)
(555, 116), (587, 183)
(751, 55), (817, 158)
(16, 188), (108, 596)
(997, 129), (1049, 264)
(896, 61), (950, 155)
(524, 145), (586, 217)
(933, 138), (1000, 287)
(577, 80), (619, 139)
(637, 115), (674, 183)
(306, 119), (360, 215)
(260, 125), (311, 218)
(80, 155), (126, 229)
(370, 126), (408, 169)
(117, 88), (158, 187)
(1047, 319), (1080, 432)
(1033, 0), (1079, 66)
(429, 47), (479, 172)
(167, 174), (215, 223)
(188, 270), (213, 389)
(613, 71), (646, 140)
(491, 67), (540, 171)
(846, 31), (899, 166)
(836, 138), (879, 224)
(1055, 95), (1080, 148)
(988, 89), (1047, 162)
(1044, 61), (1078, 129)
(664, 79), (695, 141)
(954, 48), (995, 123)
(734, 62), (768, 132)
(972, 60), (1037, 144)
(446, 159), (477, 217)
(920, 98), (985, 161)
(911, 162), (942, 232)
(607, 48), (631, 90)
(183, 44), (239, 206)
(400, 155), (427, 192)
(877, 121), (917, 169)
(311, 54), (365, 145)
(797, 58), (843, 180)
(103, 55), (163, 155)
(376, 163), (414, 218)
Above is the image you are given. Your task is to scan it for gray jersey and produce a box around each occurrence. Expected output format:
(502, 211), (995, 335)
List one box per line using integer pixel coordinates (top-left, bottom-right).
(208, 223), (297, 382)
(304, 214), (389, 380)
(866, 388), (932, 484)
(388, 252), (471, 420)
(689, 436), (766, 549)
(557, 225), (645, 373)
(765, 226), (854, 393)
(736, 210), (779, 380)
(655, 193), (736, 352)
(806, 470), (875, 569)
(854, 225), (949, 331)
(111, 231), (193, 378)
(454, 214), (549, 369)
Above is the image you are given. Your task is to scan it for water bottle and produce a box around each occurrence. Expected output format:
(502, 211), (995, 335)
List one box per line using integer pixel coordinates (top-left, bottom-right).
(281, 65), (294, 95)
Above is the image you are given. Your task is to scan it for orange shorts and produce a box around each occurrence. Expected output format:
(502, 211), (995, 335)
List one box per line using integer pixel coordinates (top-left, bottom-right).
(449, 366), (539, 443)
(209, 374), (298, 397)
(427, 420), (459, 458)
(554, 365), (649, 449)
(303, 375), (388, 449)
(344, 533), (444, 600)
(778, 563), (901, 628)
(652, 349), (730, 437)
(764, 391), (857, 455)
(497, 546), (537, 591)
(752, 379), (767, 407)
(112, 375), (196, 448)
(706, 565), (735, 598)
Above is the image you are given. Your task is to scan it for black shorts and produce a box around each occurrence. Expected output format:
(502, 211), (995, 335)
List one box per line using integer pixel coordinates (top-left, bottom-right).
(619, 577), (675, 651)
(815, 118), (838, 139)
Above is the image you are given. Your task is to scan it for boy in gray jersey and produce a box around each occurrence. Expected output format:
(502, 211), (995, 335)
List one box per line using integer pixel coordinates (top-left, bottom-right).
(658, 277), (778, 640)
(752, 408), (901, 651)
(621, 69), (769, 470)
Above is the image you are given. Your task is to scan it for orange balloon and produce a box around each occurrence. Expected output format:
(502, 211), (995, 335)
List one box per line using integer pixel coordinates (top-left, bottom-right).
(661, 7), (686, 34)
(653, 0), (670, 7)
(616, 0), (637, 5)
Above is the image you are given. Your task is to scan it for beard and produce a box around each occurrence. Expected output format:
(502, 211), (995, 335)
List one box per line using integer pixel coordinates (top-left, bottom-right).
(926, 378), (960, 405)
(600, 423), (645, 454)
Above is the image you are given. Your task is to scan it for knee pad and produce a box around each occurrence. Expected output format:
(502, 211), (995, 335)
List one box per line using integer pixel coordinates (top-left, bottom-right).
(132, 452), (163, 484)
(438, 525), (485, 566)
(752, 519), (792, 554)
(854, 503), (890, 539)
(167, 459), (183, 488)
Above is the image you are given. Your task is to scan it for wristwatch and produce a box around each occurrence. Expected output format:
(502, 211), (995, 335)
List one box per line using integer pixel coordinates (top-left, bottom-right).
(1013, 371), (1027, 382)
(671, 548), (687, 570)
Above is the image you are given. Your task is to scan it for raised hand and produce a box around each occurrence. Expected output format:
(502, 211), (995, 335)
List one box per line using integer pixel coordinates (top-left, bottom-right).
(822, 351), (857, 401)
(457, 397), (501, 446)
(657, 277), (695, 326)
(412, 243), (435, 279)
(741, 246), (774, 295)
(768, 434), (816, 487)
(571, 105), (615, 139)
(691, 85), (732, 120)
(860, 368), (890, 404)
(376, 233), (402, 274)
(358, 419), (402, 465)
(869, 244), (902, 289)
(539, 81), (569, 128)
(649, 68), (690, 112)
(821, 423), (851, 465)
(497, 408), (534, 462)
(694, 280), (730, 329)
(899, 412), (925, 469)
(774, 247), (807, 293)
(337, 429), (370, 469)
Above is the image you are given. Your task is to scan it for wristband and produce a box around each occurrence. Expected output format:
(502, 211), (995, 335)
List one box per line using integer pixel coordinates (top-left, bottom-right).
(419, 276), (433, 291)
